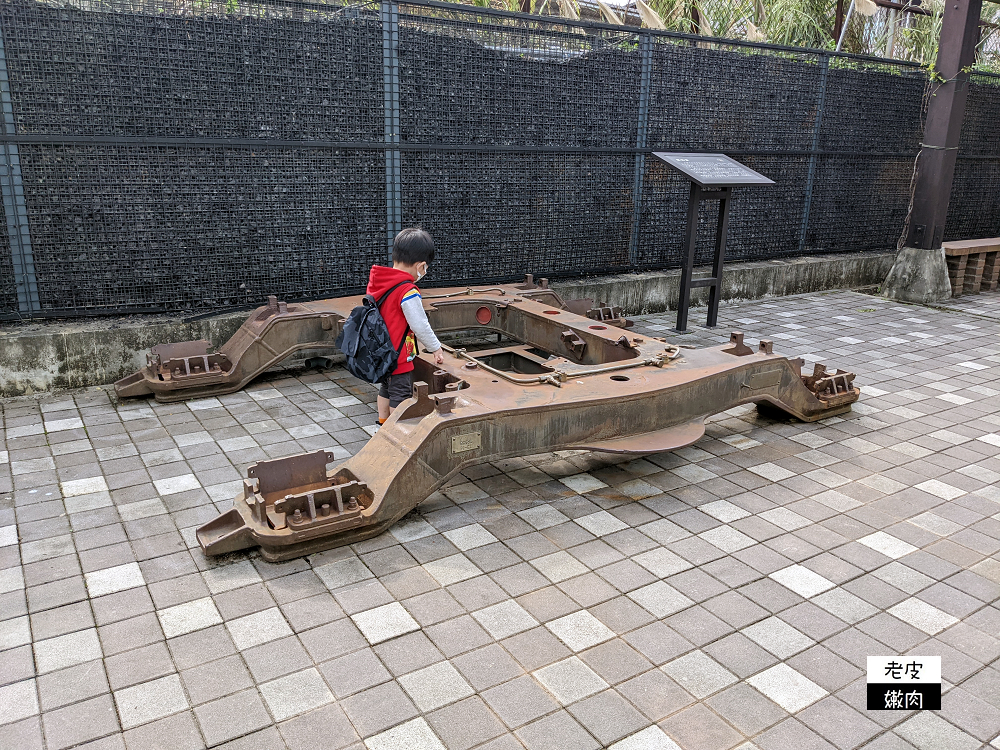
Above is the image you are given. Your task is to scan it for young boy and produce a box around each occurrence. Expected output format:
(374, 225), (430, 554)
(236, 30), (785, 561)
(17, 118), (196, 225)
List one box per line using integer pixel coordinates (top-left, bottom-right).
(367, 227), (444, 423)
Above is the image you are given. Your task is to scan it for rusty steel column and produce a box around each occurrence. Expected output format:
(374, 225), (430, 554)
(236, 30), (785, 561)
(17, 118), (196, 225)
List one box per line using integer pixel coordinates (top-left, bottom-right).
(882, 0), (983, 303)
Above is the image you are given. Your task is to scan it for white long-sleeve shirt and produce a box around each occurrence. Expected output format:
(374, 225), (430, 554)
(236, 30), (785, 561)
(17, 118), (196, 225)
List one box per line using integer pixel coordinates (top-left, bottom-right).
(400, 288), (442, 352)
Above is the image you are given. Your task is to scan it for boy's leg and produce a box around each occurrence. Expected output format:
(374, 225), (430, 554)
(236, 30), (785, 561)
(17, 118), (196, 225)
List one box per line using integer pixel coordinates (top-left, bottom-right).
(386, 372), (414, 415)
(377, 380), (391, 423)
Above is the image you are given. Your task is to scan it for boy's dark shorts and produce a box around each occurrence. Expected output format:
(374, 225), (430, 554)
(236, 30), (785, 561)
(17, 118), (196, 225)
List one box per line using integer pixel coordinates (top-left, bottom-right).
(379, 371), (414, 408)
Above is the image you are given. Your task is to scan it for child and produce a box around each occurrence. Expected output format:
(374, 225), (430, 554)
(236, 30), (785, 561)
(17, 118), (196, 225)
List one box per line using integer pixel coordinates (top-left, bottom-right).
(367, 227), (445, 423)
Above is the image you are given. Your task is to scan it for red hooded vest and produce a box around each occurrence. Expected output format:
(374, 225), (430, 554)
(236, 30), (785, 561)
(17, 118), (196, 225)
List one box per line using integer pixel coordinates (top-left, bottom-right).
(366, 265), (419, 375)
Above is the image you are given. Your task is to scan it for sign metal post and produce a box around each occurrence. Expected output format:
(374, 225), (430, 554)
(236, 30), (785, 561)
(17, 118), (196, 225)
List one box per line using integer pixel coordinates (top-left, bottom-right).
(653, 153), (774, 332)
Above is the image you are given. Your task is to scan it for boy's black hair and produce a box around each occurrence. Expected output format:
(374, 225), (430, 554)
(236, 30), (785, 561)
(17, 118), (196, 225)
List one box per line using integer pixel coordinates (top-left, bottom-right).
(392, 227), (435, 265)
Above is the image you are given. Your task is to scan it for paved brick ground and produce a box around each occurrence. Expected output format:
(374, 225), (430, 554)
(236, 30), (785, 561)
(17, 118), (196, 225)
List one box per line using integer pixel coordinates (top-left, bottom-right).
(2, 289), (1000, 750)
(934, 292), (1000, 323)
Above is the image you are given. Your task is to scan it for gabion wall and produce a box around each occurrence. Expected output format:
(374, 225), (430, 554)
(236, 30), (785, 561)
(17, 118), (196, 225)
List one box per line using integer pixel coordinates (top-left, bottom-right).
(0, 0), (996, 318)
(945, 73), (1000, 242)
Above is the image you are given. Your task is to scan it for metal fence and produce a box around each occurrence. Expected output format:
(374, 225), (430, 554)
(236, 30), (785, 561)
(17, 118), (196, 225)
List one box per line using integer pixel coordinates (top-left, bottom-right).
(945, 70), (1000, 242)
(0, 0), (996, 319)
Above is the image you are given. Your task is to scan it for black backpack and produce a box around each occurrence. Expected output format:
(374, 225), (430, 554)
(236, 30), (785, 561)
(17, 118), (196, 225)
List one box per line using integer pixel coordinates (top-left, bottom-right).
(335, 281), (414, 384)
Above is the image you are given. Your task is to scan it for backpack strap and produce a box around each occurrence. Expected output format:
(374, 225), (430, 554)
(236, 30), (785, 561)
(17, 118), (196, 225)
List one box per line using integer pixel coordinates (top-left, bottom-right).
(374, 280), (414, 308)
(373, 280), (416, 358)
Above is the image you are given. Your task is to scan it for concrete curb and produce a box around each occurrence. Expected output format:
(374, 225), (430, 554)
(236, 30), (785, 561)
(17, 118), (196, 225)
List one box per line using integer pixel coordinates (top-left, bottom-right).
(0, 251), (895, 396)
(552, 251), (896, 316)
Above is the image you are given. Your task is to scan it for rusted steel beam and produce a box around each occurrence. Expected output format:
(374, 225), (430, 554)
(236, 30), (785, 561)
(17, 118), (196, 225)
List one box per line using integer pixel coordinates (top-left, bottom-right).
(114, 279), (860, 561)
(195, 327), (857, 560)
(115, 281), (608, 402)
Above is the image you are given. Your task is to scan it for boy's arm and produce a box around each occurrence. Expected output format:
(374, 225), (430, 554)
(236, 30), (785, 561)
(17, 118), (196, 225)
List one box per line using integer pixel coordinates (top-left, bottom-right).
(400, 289), (442, 352)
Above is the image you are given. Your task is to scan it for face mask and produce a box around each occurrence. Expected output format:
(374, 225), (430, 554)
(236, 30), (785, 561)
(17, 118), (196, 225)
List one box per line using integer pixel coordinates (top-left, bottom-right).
(416, 264), (426, 281)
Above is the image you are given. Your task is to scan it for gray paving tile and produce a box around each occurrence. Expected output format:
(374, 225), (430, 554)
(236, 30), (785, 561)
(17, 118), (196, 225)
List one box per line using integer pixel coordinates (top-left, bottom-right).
(42, 693), (119, 750)
(0, 645), (35, 690)
(339, 680), (418, 738)
(297, 617), (366, 663)
(0, 714), (43, 749)
(98, 613), (165, 658)
(180, 653), (254, 705)
(213, 583), (277, 620)
(661, 650), (738, 699)
(747, 663), (828, 713)
(938, 686), (1000, 742)
(502, 625), (573, 671)
(425, 614), (493, 657)
(426, 696), (507, 750)
(704, 632), (779, 678)
(578, 638), (653, 685)
(279, 592), (344, 632)
(319, 647), (392, 698)
(194, 689), (272, 746)
(241, 634), (313, 683)
(567, 689), (648, 746)
(121, 711), (205, 750)
(797, 696), (881, 749)
(622, 621), (695, 666)
(895, 712), (982, 750)
(364, 717), (445, 750)
(29, 600), (95, 641)
(106, 642), (176, 691)
(481, 674), (559, 728)
(589, 596), (657, 633)
(278, 703), (360, 750)
(398, 660), (475, 712)
(166, 624), (237, 671)
(258, 667), (334, 723)
(707, 682), (786, 735)
(515, 709), (601, 750)
(113, 674), (189, 730)
(754, 718), (838, 750)
(658, 703), (744, 750)
(451, 643), (525, 691)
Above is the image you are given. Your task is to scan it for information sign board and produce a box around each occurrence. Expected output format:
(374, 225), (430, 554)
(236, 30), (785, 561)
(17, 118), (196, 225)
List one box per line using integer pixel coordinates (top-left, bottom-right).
(652, 153), (775, 188)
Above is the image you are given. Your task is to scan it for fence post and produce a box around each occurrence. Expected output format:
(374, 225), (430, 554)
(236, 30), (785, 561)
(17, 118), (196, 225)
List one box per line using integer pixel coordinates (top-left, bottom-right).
(797, 53), (829, 255)
(628, 31), (652, 267)
(883, 0), (983, 302)
(382, 0), (402, 261)
(0, 19), (39, 316)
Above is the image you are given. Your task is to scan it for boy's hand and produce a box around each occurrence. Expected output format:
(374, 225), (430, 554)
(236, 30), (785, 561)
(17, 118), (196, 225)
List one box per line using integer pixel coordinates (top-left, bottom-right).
(433, 349), (444, 365)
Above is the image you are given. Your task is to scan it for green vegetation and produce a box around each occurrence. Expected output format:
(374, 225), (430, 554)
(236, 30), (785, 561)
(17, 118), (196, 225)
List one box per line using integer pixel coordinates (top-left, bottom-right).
(466, 0), (1000, 69)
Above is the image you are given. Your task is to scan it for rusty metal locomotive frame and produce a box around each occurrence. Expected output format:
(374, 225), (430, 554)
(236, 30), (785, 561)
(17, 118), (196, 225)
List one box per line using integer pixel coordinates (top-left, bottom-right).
(116, 276), (859, 562)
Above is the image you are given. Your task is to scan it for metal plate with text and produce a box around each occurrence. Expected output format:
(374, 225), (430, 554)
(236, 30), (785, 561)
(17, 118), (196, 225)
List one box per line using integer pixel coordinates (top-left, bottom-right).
(745, 370), (782, 390)
(451, 432), (482, 453)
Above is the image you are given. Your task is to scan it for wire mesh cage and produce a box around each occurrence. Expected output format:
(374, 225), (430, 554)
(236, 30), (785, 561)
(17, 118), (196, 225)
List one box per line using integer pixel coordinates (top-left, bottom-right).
(0, 210), (13, 314)
(0, 0), (996, 318)
(945, 71), (1000, 241)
